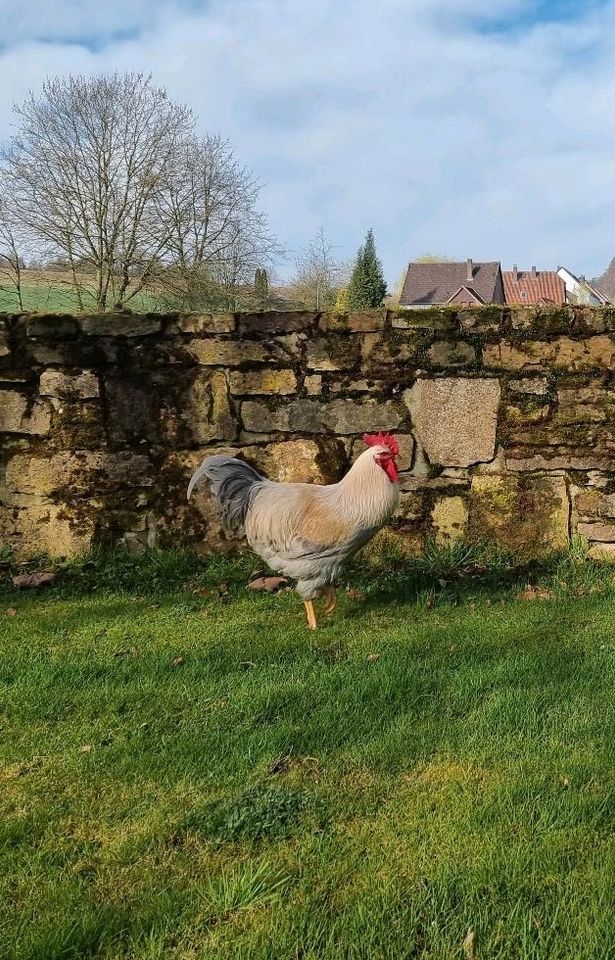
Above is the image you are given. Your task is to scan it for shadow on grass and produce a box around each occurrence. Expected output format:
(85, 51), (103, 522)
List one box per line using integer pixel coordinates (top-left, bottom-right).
(1, 539), (613, 615)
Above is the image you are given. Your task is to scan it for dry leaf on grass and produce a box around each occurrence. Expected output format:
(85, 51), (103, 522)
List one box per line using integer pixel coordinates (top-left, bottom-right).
(5, 607), (17, 617)
(518, 585), (554, 601)
(346, 588), (365, 602)
(171, 656), (185, 668)
(239, 660), (256, 670)
(366, 653), (381, 663)
(462, 928), (476, 959)
(12, 571), (55, 589)
(79, 744), (93, 754)
(247, 575), (289, 593)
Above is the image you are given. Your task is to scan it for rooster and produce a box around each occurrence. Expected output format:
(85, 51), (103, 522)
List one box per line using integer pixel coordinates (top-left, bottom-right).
(187, 433), (400, 629)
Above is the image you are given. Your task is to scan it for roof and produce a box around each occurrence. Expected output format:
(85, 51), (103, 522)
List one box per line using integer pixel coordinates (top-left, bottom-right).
(446, 286), (485, 305)
(557, 266), (611, 305)
(503, 269), (566, 305)
(399, 261), (503, 306)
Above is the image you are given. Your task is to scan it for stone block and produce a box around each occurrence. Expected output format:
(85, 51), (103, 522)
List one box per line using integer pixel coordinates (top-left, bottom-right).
(0, 327), (10, 357)
(168, 371), (236, 445)
(508, 377), (548, 395)
(5, 451), (154, 496)
(25, 315), (79, 338)
(469, 474), (569, 555)
(176, 314), (235, 334)
(3, 503), (95, 558)
(247, 437), (347, 484)
(404, 377), (500, 467)
(577, 521), (615, 543)
(427, 340), (476, 367)
(588, 542), (615, 561)
(238, 311), (317, 335)
(230, 369), (297, 395)
(306, 336), (361, 371)
(39, 369), (99, 399)
(80, 314), (161, 337)
(304, 375), (322, 396)
(431, 496), (468, 544)
(484, 336), (615, 371)
(105, 377), (160, 446)
(574, 489), (615, 519)
(0, 391), (52, 435)
(240, 397), (403, 435)
(506, 454), (615, 472)
(186, 339), (269, 366)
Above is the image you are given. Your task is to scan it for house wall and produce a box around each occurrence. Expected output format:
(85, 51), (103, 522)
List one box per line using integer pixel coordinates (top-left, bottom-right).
(3, 305), (615, 560)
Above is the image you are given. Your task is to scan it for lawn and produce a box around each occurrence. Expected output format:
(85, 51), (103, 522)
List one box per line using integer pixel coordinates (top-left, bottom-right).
(0, 270), (160, 313)
(1, 546), (614, 959)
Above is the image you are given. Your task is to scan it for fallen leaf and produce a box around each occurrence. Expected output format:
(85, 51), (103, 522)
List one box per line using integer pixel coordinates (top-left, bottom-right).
(346, 588), (365, 601)
(366, 652), (381, 663)
(239, 660), (256, 670)
(562, 777), (570, 788)
(5, 607), (17, 617)
(217, 581), (229, 594)
(462, 928), (476, 959)
(247, 575), (289, 593)
(79, 744), (93, 754)
(171, 656), (185, 668)
(518, 585), (554, 601)
(12, 571), (55, 589)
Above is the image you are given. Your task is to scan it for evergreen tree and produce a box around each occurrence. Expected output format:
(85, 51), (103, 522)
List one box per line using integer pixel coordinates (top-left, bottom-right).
(254, 267), (269, 306)
(346, 229), (387, 309)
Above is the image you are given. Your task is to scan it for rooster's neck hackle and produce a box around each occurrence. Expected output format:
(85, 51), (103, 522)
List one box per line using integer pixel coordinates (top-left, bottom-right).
(334, 447), (400, 528)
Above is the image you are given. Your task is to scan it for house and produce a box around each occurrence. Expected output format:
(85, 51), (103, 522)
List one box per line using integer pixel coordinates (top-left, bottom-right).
(503, 265), (566, 305)
(557, 266), (611, 306)
(398, 259), (505, 307)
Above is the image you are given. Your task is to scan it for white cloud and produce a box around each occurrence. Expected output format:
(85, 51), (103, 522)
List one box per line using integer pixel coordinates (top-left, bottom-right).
(1, 0), (615, 281)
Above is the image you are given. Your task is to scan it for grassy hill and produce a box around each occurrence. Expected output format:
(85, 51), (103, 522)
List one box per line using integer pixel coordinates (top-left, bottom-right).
(0, 268), (160, 313)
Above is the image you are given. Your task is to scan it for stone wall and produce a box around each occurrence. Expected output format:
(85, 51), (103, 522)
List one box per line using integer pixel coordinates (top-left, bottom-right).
(2, 305), (615, 560)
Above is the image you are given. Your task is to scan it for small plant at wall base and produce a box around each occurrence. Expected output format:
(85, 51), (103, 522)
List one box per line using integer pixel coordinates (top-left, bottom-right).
(346, 228), (387, 309)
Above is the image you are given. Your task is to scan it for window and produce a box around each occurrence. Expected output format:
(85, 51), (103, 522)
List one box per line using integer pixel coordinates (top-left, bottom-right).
(521, 290), (528, 300)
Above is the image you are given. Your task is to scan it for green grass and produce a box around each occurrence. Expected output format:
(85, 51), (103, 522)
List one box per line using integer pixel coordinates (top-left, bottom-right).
(1, 545), (614, 959)
(0, 278), (160, 313)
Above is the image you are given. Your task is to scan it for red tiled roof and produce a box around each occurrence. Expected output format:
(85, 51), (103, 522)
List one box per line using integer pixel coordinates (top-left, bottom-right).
(399, 261), (504, 306)
(503, 269), (566, 305)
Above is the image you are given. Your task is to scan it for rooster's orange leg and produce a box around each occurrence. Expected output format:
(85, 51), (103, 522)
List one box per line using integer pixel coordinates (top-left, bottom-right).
(322, 585), (337, 616)
(304, 600), (318, 630)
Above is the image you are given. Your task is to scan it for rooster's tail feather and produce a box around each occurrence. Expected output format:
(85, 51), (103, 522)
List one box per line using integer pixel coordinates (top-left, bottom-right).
(187, 455), (264, 533)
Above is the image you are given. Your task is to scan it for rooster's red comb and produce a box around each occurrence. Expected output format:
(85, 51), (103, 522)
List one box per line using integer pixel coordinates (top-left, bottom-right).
(363, 433), (399, 456)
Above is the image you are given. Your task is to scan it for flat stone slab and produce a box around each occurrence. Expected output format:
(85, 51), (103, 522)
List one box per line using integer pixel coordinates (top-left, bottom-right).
(405, 377), (500, 467)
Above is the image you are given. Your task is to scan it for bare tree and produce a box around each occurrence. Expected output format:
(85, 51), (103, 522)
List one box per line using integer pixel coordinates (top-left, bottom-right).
(154, 135), (282, 310)
(2, 73), (194, 311)
(0, 197), (26, 310)
(288, 228), (349, 309)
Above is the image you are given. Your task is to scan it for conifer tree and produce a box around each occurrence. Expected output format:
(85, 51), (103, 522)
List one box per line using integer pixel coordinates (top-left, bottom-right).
(346, 229), (386, 309)
(254, 267), (269, 305)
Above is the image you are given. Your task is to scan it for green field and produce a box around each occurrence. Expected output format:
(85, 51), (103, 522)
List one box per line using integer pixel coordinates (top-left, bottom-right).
(0, 271), (160, 313)
(1, 546), (614, 959)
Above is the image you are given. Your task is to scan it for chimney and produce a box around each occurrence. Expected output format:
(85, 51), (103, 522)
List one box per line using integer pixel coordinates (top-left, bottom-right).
(531, 265), (537, 279)
(513, 264), (518, 282)
(466, 258), (473, 283)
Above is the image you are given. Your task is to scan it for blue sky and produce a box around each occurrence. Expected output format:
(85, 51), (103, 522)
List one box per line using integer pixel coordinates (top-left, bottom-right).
(0, 0), (614, 285)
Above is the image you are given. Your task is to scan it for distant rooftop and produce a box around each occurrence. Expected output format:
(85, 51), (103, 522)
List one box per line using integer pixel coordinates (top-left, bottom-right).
(503, 266), (566, 305)
(399, 259), (504, 307)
